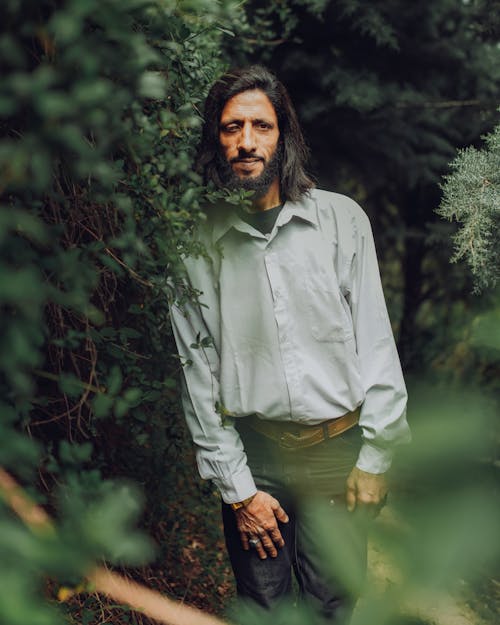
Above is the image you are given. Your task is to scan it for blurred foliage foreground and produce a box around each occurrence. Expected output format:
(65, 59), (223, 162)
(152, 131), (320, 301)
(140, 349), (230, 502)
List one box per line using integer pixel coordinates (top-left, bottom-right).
(0, 1), (499, 625)
(228, 385), (500, 625)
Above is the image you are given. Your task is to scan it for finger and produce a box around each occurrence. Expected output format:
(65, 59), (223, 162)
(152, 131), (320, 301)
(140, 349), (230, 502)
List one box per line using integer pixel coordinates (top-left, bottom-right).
(346, 486), (356, 512)
(372, 494), (387, 519)
(261, 536), (278, 558)
(254, 540), (267, 560)
(269, 527), (285, 548)
(240, 532), (250, 551)
(273, 504), (289, 524)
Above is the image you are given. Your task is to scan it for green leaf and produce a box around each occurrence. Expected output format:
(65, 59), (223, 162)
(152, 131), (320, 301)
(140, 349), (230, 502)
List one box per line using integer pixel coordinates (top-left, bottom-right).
(123, 387), (142, 405)
(107, 366), (123, 395)
(92, 394), (114, 419)
(119, 327), (142, 339)
(114, 398), (129, 418)
(59, 441), (93, 466)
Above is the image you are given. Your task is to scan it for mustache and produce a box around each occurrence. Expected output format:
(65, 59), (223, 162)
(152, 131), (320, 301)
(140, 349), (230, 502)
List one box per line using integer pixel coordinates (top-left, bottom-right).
(230, 152), (265, 164)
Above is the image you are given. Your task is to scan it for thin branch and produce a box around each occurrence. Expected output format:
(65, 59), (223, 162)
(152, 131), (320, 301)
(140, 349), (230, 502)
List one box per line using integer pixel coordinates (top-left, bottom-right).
(32, 369), (101, 395)
(240, 36), (288, 46)
(0, 468), (53, 533)
(80, 221), (155, 288)
(88, 567), (229, 625)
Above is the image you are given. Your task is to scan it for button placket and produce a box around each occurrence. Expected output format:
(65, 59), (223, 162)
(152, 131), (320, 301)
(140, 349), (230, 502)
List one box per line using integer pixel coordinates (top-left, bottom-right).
(264, 244), (305, 420)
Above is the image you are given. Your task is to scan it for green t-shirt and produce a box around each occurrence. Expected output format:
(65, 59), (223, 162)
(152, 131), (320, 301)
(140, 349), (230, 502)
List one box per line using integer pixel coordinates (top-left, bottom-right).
(238, 203), (284, 235)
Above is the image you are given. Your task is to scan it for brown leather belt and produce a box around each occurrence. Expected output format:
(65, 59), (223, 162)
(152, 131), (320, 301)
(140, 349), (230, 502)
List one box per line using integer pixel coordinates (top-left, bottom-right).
(245, 408), (360, 450)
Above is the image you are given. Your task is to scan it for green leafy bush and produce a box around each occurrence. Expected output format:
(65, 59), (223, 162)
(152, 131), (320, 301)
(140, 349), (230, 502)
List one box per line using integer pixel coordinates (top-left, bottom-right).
(0, 0), (243, 623)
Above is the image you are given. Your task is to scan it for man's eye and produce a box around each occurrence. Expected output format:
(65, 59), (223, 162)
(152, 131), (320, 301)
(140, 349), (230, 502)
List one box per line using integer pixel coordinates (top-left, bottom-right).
(257, 123), (271, 130)
(223, 125), (239, 133)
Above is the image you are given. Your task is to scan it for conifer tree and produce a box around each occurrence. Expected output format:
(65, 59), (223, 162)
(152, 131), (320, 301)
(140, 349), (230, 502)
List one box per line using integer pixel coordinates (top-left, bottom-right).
(438, 121), (500, 292)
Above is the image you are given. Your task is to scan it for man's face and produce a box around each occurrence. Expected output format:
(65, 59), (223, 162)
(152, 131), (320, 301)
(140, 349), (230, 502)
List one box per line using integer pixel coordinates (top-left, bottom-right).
(217, 89), (280, 196)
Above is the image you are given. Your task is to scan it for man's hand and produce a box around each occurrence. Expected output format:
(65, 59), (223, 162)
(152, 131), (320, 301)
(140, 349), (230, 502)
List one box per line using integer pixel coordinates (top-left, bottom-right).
(234, 490), (289, 560)
(346, 467), (387, 515)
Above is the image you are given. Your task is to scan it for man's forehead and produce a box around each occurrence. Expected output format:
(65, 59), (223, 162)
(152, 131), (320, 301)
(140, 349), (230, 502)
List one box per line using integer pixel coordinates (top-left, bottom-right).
(220, 89), (277, 121)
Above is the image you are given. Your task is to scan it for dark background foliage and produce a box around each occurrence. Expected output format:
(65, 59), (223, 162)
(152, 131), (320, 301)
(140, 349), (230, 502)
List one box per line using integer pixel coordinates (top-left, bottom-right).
(231, 0), (500, 373)
(0, 1), (498, 624)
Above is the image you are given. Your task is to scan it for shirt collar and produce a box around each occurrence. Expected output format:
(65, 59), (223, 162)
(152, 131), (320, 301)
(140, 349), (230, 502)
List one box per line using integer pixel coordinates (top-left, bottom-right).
(210, 190), (318, 244)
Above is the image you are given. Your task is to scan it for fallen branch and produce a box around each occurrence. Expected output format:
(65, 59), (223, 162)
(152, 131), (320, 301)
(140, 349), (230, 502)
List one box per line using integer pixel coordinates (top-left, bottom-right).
(88, 567), (227, 625)
(0, 467), (229, 625)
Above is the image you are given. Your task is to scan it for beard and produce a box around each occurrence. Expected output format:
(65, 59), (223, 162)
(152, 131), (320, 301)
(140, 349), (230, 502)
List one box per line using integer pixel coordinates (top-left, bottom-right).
(216, 145), (282, 199)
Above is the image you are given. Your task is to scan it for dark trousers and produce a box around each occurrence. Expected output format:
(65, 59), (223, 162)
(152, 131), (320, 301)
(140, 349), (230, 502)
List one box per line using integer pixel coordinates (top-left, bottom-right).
(222, 422), (367, 624)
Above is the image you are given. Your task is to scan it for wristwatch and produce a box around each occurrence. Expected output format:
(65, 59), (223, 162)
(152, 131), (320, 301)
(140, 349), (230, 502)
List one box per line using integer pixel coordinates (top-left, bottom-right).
(230, 494), (256, 511)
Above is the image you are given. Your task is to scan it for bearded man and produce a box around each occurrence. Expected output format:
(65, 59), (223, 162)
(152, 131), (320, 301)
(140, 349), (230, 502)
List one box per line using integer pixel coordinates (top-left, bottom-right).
(169, 65), (410, 623)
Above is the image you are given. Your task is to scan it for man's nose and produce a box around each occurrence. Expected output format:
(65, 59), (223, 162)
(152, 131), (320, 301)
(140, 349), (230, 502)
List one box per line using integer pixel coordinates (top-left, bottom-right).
(237, 124), (256, 152)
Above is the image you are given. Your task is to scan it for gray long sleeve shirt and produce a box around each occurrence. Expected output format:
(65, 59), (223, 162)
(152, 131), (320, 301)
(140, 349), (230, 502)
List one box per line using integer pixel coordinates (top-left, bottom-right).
(169, 189), (410, 504)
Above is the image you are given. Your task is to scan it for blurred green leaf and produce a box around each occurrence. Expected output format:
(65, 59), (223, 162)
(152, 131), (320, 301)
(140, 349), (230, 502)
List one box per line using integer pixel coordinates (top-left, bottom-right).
(59, 441), (93, 466)
(107, 366), (123, 395)
(471, 306), (500, 351)
(139, 71), (167, 99)
(123, 387), (142, 405)
(92, 393), (114, 419)
(58, 373), (84, 398)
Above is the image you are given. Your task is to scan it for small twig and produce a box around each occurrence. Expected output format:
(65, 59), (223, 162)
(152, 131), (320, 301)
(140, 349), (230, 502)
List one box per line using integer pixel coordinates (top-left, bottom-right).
(102, 246), (154, 288)
(32, 369), (101, 394)
(108, 342), (152, 360)
(77, 220), (155, 288)
(241, 36), (288, 46)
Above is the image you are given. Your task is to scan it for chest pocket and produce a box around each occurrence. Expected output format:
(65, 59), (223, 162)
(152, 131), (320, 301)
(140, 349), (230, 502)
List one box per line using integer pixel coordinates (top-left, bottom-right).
(305, 265), (353, 342)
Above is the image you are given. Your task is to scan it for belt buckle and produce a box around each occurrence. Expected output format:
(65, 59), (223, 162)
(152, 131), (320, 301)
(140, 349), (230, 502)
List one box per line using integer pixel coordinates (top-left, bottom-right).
(278, 431), (302, 450)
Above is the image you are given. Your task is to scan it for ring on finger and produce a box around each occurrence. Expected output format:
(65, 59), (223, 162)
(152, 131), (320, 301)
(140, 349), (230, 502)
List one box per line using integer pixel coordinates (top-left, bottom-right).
(248, 537), (261, 548)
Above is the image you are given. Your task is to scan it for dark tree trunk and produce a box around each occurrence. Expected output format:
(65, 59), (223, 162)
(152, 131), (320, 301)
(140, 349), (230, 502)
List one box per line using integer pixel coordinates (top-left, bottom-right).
(398, 185), (431, 372)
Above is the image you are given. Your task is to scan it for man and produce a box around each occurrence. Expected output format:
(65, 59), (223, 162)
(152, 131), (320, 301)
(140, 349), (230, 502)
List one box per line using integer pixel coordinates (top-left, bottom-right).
(169, 65), (410, 623)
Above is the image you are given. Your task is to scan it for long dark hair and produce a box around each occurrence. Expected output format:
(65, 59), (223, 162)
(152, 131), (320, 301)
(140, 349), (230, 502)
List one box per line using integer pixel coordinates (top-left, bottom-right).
(196, 65), (314, 202)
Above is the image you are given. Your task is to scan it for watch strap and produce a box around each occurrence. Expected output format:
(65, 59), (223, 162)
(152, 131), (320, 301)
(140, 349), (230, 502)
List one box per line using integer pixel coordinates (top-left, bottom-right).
(230, 494), (256, 511)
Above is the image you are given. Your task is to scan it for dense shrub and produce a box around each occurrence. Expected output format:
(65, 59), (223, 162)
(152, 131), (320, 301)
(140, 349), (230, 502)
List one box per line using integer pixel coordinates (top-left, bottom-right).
(0, 1), (243, 623)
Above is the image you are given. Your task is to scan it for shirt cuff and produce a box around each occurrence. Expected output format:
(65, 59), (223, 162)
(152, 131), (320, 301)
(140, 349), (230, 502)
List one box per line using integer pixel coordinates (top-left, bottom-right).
(213, 464), (258, 504)
(356, 441), (393, 474)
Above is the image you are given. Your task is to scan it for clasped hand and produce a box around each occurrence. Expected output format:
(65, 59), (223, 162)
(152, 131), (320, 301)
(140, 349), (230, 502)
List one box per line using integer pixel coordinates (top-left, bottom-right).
(235, 469), (387, 559)
(234, 490), (289, 560)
